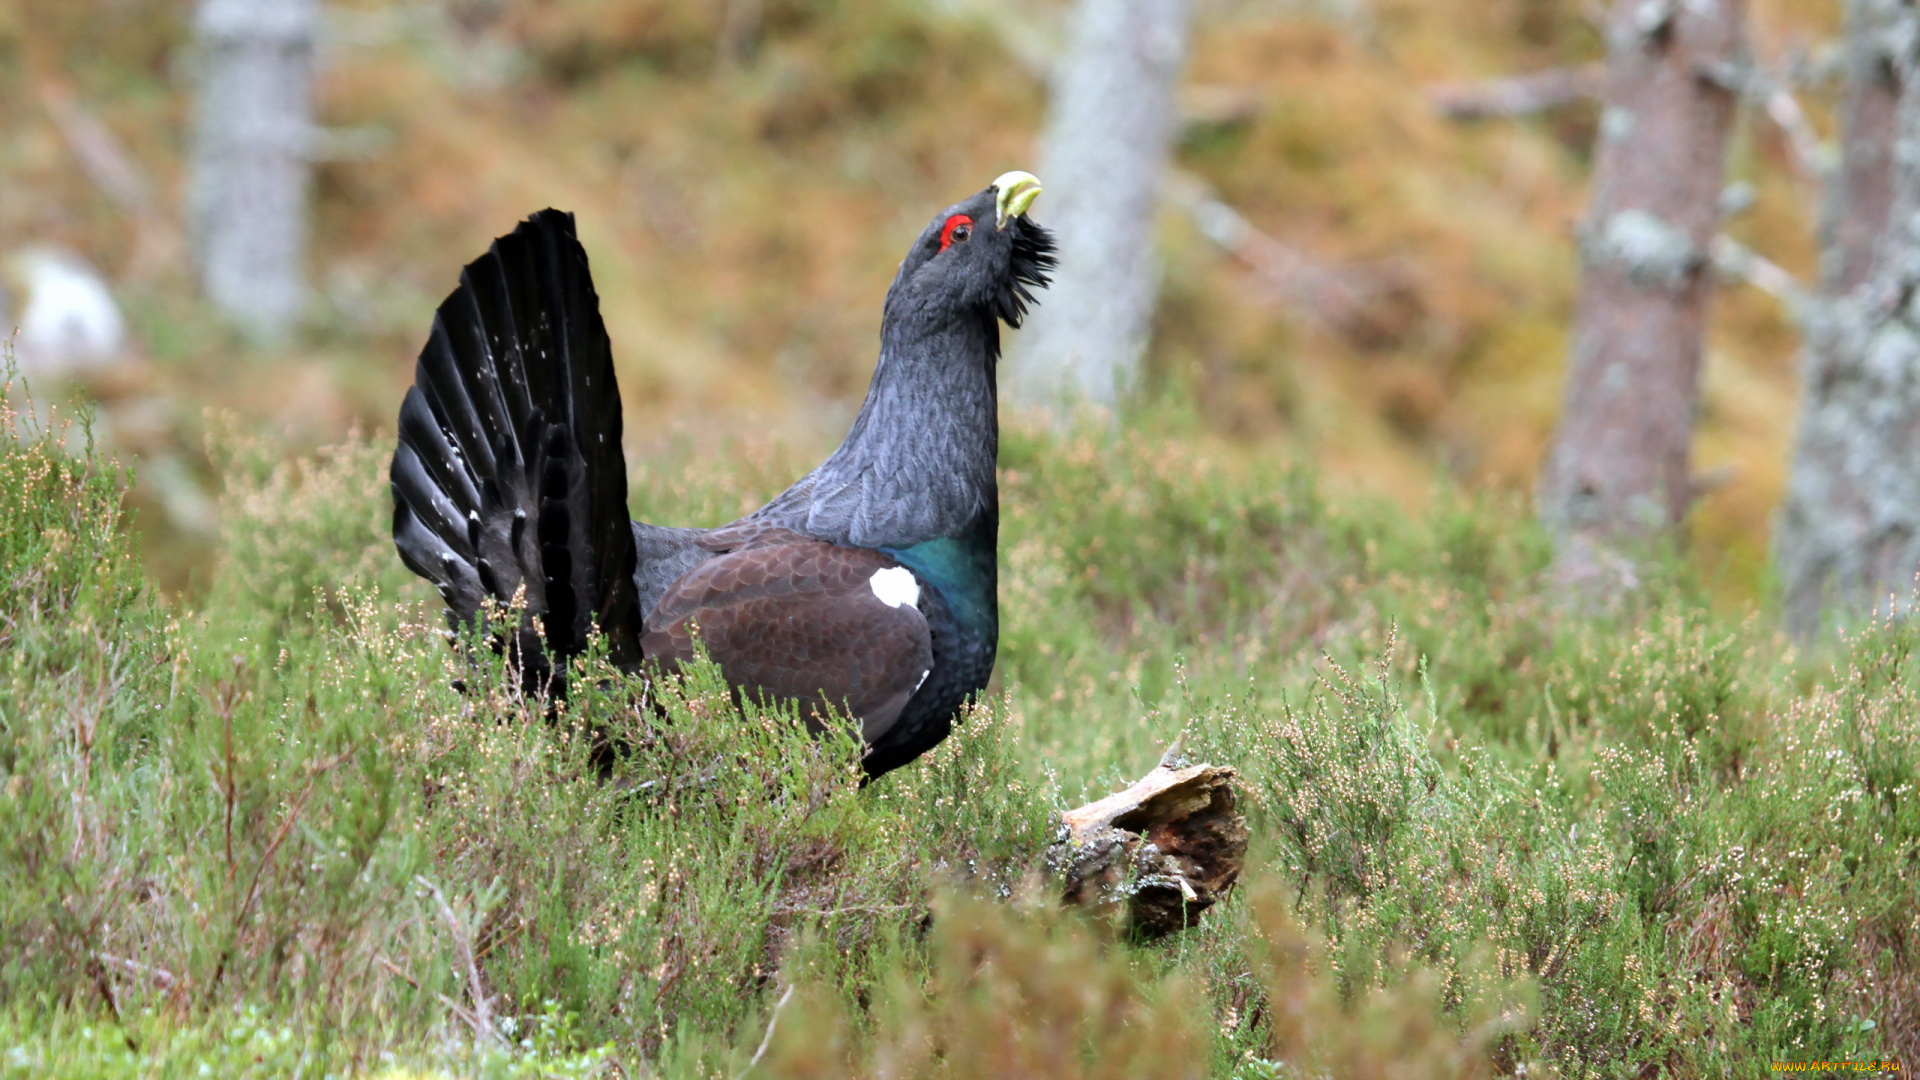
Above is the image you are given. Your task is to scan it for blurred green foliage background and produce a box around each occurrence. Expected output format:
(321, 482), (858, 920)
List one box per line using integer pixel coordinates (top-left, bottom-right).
(0, 0), (1831, 600)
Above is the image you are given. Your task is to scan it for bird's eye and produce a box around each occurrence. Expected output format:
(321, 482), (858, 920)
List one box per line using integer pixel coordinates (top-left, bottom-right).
(939, 215), (974, 252)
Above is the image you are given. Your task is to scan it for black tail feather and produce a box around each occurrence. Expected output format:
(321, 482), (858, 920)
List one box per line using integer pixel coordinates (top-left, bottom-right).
(391, 209), (641, 694)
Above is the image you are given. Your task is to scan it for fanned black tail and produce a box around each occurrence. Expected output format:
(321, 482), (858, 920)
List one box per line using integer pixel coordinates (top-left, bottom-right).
(391, 209), (641, 694)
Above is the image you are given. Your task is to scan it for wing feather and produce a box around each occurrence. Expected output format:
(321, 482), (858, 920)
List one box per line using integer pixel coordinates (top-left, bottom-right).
(642, 541), (932, 743)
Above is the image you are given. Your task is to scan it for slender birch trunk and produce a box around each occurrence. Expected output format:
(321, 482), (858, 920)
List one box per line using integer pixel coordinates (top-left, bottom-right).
(186, 0), (318, 339)
(1005, 0), (1191, 412)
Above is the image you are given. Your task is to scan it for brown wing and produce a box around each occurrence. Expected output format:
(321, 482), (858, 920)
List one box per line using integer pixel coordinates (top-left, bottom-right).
(641, 540), (932, 743)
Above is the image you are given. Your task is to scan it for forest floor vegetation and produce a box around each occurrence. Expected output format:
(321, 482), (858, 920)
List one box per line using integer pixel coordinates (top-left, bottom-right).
(1, 370), (1914, 1078)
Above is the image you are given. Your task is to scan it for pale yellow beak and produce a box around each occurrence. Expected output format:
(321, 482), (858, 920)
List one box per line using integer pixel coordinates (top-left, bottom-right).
(993, 171), (1042, 228)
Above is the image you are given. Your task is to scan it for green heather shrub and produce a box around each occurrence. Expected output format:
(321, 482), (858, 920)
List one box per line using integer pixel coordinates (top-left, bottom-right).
(760, 886), (1530, 1080)
(761, 891), (1212, 1080)
(1, 376), (1915, 1076)
(202, 421), (421, 636)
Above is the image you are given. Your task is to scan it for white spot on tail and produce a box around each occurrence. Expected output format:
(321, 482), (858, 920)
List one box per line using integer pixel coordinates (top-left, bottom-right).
(869, 566), (919, 609)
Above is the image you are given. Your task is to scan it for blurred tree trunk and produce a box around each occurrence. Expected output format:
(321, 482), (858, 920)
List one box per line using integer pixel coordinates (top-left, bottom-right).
(1005, 0), (1191, 412)
(1536, 0), (1746, 583)
(187, 0), (317, 339)
(1776, 0), (1920, 637)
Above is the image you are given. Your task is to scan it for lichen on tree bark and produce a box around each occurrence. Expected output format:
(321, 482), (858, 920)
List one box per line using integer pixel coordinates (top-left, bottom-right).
(1777, 0), (1920, 637)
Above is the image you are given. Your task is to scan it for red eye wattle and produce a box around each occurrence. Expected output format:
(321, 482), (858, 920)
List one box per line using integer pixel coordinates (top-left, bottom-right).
(939, 214), (974, 252)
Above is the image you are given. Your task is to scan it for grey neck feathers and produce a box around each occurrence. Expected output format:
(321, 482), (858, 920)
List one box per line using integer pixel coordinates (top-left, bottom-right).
(754, 306), (999, 549)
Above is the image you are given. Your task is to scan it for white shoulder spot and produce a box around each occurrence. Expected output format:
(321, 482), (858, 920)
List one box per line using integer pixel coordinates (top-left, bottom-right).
(869, 565), (920, 609)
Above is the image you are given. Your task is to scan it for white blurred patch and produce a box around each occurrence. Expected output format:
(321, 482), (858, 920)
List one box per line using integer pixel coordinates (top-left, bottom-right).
(869, 566), (919, 609)
(5, 248), (126, 377)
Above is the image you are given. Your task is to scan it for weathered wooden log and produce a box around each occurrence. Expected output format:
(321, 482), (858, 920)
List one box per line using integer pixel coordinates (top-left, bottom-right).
(1047, 759), (1248, 939)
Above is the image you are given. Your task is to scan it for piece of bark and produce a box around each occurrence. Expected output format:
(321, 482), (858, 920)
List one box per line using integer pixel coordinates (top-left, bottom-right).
(1048, 761), (1247, 939)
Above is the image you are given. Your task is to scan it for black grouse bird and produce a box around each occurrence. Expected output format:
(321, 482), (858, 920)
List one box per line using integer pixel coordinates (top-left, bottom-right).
(390, 172), (1054, 779)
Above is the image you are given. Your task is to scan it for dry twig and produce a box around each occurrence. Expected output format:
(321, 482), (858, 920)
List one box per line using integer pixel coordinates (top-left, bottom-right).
(1168, 171), (1419, 349)
(418, 876), (505, 1046)
(94, 951), (176, 989)
(1712, 234), (1808, 315)
(36, 79), (180, 277)
(1425, 64), (1606, 120)
(734, 983), (795, 1080)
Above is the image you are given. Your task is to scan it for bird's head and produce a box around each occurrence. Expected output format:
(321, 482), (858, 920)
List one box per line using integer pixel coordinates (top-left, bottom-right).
(887, 171), (1057, 329)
